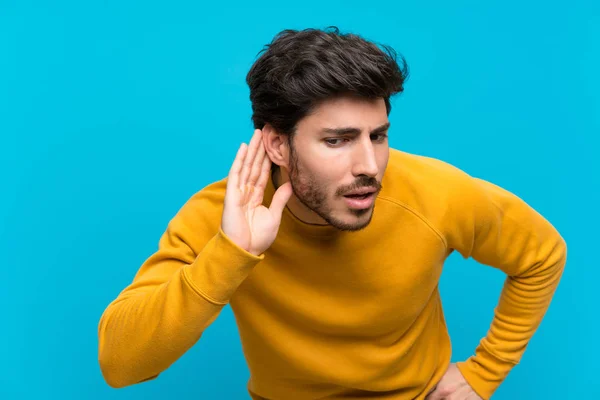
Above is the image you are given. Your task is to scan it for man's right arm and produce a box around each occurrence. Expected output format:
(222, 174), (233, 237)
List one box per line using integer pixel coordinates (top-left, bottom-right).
(97, 189), (264, 388)
(98, 129), (292, 388)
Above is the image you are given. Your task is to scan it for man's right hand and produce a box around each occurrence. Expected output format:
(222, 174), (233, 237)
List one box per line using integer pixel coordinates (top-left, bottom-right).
(221, 129), (293, 256)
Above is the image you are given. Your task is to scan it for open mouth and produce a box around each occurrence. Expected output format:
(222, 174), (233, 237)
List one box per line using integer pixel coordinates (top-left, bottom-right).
(344, 193), (372, 200)
(342, 190), (377, 210)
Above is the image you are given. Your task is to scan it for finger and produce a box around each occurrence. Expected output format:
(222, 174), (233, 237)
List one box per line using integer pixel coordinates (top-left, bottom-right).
(424, 389), (444, 400)
(248, 134), (267, 186)
(424, 386), (437, 400)
(239, 129), (262, 188)
(250, 154), (272, 206)
(255, 151), (272, 190)
(446, 389), (462, 400)
(269, 181), (292, 220)
(228, 143), (248, 190)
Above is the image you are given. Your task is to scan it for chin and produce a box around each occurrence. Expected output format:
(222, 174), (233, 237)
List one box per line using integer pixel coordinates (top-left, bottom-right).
(328, 207), (374, 232)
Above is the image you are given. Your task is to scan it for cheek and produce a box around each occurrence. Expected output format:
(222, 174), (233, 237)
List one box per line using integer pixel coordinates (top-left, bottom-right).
(378, 151), (389, 175)
(317, 168), (345, 196)
(302, 157), (345, 186)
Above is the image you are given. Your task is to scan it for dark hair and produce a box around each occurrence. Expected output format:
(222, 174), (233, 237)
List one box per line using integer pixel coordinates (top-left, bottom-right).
(246, 26), (409, 137)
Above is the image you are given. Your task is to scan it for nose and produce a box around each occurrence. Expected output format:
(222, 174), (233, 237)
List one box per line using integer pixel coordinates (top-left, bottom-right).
(351, 137), (379, 178)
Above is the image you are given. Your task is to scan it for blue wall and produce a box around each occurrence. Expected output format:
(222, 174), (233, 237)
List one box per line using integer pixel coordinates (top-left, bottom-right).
(1, 1), (597, 398)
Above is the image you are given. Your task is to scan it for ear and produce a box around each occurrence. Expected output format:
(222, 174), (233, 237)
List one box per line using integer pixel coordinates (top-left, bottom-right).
(262, 123), (289, 169)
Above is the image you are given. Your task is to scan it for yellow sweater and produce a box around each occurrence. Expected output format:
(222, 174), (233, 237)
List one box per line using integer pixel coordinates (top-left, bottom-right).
(98, 148), (567, 399)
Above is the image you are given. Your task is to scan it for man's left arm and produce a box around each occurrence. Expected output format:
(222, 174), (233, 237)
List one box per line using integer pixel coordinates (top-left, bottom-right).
(445, 175), (568, 399)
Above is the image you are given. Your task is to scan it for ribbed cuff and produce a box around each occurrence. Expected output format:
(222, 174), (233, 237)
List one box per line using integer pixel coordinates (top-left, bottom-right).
(456, 344), (518, 400)
(182, 228), (264, 305)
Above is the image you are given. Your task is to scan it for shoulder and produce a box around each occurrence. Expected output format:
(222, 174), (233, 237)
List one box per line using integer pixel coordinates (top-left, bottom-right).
(384, 148), (473, 188)
(379, 148), (483, 247)
(381, 147), (476, 204)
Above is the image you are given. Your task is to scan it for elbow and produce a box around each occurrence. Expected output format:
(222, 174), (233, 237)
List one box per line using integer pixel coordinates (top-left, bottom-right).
(97, 326), (138, 388)
(519, 235), (568, 280)
(98, 318), (128, 388)
(546, 236), (568, 280)
(547, 232), (567, 267)
(555, 236), (568, 267)
(98, 353), (158, 389)
(98, 334), (160, 389)
(98, 351), (131, 389)
(99, 365), (124, 389)
(102, 375), (129, 389)
(548, 234), (567, 272)
(97, 309), (160, 388)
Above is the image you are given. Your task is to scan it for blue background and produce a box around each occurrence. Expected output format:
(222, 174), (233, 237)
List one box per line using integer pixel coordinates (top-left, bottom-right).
(1, 1), (598, 399)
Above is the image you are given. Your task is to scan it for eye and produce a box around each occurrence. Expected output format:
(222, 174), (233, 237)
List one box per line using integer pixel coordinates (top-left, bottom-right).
(324, 138), (349, 146)
(371, 133), (388, 142)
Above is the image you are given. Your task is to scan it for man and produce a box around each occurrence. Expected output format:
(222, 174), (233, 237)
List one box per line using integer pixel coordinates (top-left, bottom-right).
(98, 27), (567, 400)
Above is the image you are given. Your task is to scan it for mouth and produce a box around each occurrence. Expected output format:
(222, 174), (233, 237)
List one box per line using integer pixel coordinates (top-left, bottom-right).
(342, 188), (378, 209)
(344, 193), (372, 200)
(343, 187), (378, 198)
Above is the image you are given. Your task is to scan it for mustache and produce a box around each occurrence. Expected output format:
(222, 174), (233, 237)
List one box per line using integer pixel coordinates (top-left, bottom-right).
(336, 177), (382, 196)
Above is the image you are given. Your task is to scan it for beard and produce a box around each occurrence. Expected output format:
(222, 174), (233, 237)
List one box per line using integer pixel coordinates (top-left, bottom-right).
(286, 143), (381, 232)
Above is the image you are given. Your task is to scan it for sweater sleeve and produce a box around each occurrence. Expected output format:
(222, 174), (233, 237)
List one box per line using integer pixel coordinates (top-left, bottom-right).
(97, 189), (263, 388)
(446, 176), (567, 399)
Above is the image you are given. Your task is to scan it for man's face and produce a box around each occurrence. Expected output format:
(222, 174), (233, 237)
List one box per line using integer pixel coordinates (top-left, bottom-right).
(285, 95), (390, 231)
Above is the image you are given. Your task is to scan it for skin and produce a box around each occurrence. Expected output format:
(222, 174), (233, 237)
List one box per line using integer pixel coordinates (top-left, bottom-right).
(263, 94), (390, 231)
(425, 364), (483, 400)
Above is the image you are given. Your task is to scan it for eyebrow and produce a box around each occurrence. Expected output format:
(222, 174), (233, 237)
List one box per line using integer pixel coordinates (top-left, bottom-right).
(321, 122), (391, 136)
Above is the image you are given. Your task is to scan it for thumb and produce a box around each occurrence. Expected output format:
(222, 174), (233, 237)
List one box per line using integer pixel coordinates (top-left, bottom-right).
(269, 181), (293, 219)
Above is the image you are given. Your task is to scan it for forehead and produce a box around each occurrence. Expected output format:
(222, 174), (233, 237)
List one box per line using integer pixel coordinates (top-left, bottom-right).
(299, 95), (388, 131)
